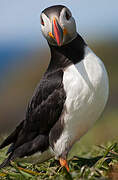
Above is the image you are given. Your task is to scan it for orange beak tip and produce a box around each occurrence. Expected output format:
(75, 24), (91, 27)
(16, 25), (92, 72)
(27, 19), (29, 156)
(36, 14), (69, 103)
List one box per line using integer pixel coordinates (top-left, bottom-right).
(53, 17), (63, 46)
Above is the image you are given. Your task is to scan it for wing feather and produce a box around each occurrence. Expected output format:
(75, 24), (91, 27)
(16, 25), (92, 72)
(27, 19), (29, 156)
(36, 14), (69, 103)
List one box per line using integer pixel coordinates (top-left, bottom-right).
(0, 69), (66, 168)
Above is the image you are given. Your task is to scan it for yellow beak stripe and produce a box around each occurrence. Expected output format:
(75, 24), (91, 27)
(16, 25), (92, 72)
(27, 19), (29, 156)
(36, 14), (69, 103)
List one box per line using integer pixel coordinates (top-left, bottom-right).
(48, 32), (55, 39)
(48, 28), (67, 40)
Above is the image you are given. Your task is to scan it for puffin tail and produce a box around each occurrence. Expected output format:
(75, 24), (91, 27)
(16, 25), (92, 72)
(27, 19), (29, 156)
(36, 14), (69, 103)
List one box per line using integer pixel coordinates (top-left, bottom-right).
(0, 153), (12, 169)
(0, 120), (24, 150)
(0, 120), (24, 169)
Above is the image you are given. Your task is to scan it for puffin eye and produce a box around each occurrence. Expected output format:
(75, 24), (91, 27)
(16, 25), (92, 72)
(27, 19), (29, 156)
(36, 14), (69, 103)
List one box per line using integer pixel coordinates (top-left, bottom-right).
(65, 11), (71, 20)
(40, 16), (44, 26)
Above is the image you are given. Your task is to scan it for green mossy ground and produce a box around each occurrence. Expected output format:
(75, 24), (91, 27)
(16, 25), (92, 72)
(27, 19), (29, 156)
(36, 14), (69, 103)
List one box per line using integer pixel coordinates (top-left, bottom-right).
(0, 140), (118, 180)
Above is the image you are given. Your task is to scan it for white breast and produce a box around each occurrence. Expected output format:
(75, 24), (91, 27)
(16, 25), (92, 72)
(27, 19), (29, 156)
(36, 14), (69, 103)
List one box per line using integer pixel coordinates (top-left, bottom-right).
(54, 46), (109, 157)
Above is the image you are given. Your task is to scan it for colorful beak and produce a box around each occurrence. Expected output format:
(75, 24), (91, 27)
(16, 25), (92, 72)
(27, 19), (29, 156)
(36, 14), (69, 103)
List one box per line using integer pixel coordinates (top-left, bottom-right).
(52, 17), (63, 46)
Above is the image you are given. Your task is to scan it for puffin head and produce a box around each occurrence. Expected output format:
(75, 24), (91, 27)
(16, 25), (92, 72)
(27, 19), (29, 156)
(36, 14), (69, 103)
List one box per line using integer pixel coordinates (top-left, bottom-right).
(40, 5), (77, 46)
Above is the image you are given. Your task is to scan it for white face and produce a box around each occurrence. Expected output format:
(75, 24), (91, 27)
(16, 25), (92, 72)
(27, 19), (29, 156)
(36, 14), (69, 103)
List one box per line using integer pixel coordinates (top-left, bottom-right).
(40, 6), (77, 46)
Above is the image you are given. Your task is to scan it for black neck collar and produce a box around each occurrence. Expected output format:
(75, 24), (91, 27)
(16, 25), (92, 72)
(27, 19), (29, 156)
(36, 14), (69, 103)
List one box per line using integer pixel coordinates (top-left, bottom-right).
(47, 34), (86, 71)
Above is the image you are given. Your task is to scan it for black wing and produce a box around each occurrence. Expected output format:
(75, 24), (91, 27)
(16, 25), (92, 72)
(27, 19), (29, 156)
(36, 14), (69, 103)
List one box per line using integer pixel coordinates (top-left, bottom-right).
(0, 69), (66, 168)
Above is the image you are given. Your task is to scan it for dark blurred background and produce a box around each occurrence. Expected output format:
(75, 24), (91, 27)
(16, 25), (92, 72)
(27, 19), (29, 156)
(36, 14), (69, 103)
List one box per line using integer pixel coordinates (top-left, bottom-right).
(0, 0), (118, 145)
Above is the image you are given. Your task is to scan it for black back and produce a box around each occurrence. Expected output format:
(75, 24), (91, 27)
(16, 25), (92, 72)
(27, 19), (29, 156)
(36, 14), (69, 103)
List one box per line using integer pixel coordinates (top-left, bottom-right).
(0, 34), (86, 168)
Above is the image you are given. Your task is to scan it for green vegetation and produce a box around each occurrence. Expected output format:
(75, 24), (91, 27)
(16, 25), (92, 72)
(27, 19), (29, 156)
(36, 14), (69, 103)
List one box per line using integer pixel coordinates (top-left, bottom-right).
(0, 141), (118, 179)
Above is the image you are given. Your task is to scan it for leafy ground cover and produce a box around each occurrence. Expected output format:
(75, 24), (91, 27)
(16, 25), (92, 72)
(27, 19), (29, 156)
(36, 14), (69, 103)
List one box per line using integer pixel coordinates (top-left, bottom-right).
(0, 141), (118, 180)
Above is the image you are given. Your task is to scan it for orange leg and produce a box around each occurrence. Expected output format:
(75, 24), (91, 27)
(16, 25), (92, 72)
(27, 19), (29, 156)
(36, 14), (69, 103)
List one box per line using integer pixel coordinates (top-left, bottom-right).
(59, 157), (69, 172)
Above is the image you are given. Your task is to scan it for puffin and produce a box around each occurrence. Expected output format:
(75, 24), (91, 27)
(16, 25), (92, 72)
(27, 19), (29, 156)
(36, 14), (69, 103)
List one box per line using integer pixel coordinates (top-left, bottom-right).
(0, 5), (109, 171)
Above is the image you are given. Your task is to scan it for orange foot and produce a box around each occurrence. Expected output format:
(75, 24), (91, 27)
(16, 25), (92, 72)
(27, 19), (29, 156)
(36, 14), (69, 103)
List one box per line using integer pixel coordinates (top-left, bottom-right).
(59, 157), (69, 172)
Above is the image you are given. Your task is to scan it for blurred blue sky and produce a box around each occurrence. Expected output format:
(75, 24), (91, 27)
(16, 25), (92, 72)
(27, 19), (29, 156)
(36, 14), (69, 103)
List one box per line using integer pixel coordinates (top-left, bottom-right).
(0, 0), (118, 46)
(0, 0), (118, 81)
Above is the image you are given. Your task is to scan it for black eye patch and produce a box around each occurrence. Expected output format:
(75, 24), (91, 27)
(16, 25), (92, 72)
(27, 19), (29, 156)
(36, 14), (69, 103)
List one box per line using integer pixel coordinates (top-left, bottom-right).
(40, 16), (44, 26)
(65, 11), (71, 20)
